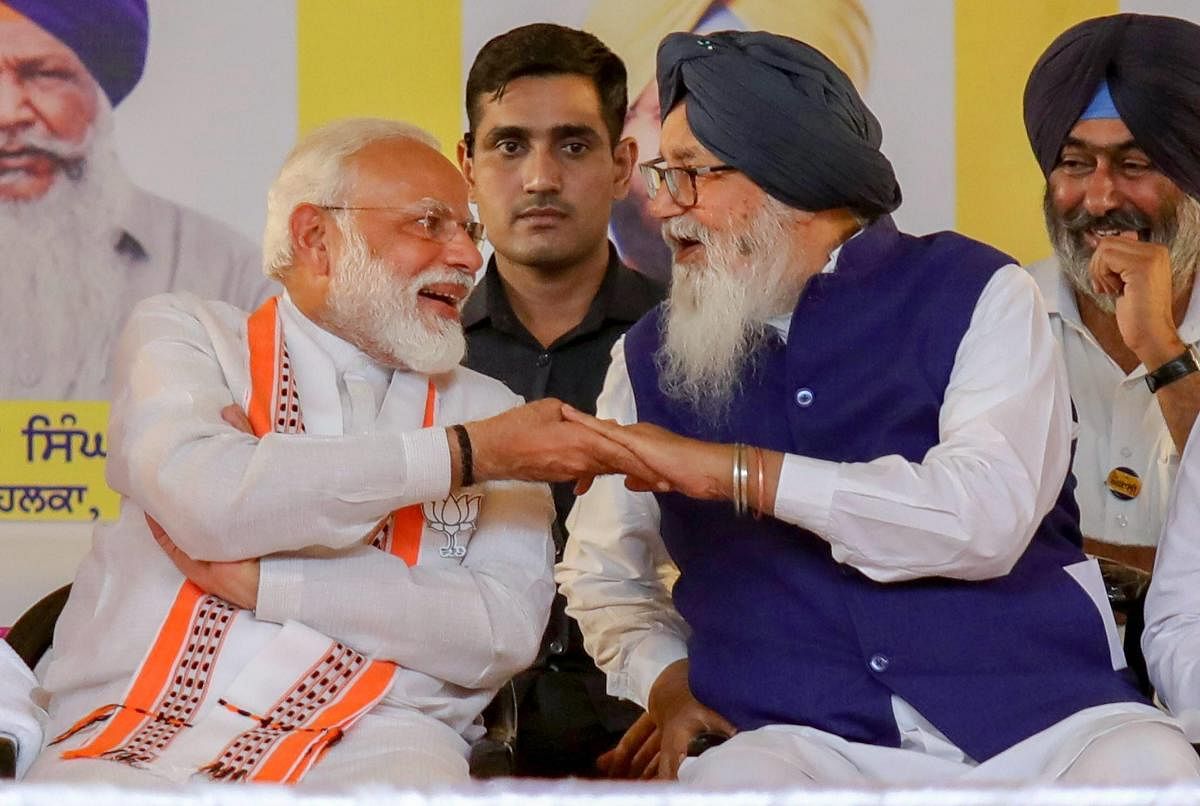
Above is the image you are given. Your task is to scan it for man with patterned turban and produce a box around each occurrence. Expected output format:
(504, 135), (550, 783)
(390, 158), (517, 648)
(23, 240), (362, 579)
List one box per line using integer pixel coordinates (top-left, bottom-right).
(558, 29), (1200, 785)
(1022, 14), (1200, 572)
(0, 0), (269, 399)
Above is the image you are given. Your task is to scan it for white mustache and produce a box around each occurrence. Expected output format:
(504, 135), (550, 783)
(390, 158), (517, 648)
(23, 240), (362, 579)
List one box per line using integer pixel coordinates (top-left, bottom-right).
(0, 130), (87, 162)
(413, 267), (474, 308)
(416, 266), (474, 293)
(661, 216), (717, 248)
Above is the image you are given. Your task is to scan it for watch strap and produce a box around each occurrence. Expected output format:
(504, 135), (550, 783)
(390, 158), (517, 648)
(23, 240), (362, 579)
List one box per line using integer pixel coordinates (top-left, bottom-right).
(1145, 347), (1199, 393)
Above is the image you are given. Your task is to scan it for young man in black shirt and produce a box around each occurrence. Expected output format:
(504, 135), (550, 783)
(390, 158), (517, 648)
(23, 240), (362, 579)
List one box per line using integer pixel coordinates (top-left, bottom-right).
(458, 23), (664, 777)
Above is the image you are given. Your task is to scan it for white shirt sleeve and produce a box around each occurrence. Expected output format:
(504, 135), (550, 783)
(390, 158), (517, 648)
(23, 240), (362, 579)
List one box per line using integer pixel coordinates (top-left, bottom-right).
(557, 339), (690, 708)
(1143, 415), (1200, 739)
(256, 480), (556, 690)
(105, 295), (451, 561)
(773, 264), (1073, 582)
(0, 641), (42, 779)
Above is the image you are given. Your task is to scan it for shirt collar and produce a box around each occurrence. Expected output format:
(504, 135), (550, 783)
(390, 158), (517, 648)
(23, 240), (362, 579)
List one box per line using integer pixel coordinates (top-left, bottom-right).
(109, 180), (151, 264)
(765, 229), (855, 339)
(598, 243), (664, 322)
(461, 258), (511, 331)
(462, 242), (645, 335)
(1179, 279), (1200, 346)
(1027, 255), (1083, 328)
(278, 291), (389, 380)
(824, 215), (899, 281)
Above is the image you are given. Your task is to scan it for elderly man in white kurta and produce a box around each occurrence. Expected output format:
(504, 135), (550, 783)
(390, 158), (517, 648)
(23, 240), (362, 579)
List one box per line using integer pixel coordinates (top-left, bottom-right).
(1145, 418), (1200, 741)
(7, 118), (651, 787)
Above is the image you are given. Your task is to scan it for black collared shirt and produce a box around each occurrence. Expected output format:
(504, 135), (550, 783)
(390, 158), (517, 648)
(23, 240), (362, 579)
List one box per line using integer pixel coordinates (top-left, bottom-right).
(463, 245), (663, 686)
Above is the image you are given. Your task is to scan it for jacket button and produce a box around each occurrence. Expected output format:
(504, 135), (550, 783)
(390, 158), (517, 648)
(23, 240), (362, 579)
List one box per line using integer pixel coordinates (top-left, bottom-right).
(536, 353), (551, 368)
(795, 388), (814, 407)
(868, 653), (890, 673)
(549, 639), (565, 655)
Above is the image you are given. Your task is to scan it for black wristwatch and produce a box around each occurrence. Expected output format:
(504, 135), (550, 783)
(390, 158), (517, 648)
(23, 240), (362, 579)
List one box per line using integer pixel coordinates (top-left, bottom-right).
(1145, 346), (1200, 393)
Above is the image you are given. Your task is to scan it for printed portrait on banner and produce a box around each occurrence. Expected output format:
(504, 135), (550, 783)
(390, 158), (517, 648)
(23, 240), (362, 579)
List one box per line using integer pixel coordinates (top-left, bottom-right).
(0, 1), (273, 403)
(0, 0), (292, 529)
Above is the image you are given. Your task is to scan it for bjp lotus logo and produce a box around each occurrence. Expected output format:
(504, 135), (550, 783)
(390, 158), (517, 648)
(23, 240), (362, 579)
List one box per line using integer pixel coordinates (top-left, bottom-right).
(423, 493), (482, 559)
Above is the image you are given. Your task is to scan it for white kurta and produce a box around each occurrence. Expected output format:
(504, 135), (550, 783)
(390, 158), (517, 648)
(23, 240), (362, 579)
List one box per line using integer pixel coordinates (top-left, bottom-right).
(25, 292), (555, 785)
(1027, 256), (1200, 547)
(558, 259), (1192, 785)
(0, 641), (39, 779)
(1143, 414), (1200, 739)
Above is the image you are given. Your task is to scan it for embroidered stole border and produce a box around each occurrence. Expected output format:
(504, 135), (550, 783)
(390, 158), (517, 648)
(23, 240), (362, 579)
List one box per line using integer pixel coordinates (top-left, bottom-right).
(58, 296), (434, 782)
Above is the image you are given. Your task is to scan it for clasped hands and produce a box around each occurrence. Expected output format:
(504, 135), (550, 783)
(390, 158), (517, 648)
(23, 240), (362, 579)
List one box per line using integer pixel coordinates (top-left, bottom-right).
(466, 397), (734, 501)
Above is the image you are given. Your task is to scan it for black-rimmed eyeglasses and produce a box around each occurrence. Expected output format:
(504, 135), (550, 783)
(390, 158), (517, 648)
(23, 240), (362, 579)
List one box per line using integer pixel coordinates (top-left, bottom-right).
(638, 158), (736, 208)
(318, 205), (486, 247)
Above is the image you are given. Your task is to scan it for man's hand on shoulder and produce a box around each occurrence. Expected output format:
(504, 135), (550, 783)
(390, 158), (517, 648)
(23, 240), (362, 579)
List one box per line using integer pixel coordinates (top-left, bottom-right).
(647, 659), (735, 779)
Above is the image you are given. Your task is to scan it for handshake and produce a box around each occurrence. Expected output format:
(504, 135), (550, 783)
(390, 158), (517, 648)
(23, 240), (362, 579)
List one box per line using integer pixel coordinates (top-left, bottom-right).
(455, 398), (742, 503)
(213, 396), (767, 509)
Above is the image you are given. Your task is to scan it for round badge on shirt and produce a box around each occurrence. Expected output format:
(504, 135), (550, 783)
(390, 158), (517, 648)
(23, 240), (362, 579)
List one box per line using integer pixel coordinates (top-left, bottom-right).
(1106, 466), (1142, 501)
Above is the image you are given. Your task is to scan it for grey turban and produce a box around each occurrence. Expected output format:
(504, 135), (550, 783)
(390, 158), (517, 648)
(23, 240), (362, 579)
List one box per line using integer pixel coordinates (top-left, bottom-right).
(656, 30), (901, 216)
(1024, 13), (1200, 200)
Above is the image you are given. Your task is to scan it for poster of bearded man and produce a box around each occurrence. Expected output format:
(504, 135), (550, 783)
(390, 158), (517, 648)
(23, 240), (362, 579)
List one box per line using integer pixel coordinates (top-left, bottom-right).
(0, 0), (274, 401)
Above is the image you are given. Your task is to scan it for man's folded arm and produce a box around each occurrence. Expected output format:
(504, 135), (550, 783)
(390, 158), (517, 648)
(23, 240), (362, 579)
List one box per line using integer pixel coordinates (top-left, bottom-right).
(106, 295), (454, 561)
(255, 480), (556, 689)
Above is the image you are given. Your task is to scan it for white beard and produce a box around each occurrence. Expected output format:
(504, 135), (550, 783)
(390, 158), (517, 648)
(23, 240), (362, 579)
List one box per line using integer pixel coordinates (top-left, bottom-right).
(320, 219), (467, 375)
(0, 103), (131, 398)
(657, 196), (805, 421)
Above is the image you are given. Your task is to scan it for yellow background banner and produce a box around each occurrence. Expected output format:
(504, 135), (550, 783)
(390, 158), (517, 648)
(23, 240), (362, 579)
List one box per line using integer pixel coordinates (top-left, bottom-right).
(0, 402), (117, 522)
(297, 0), (463, 153)
(0, 0), (1183, 526)
(954, 0), (1119, 266)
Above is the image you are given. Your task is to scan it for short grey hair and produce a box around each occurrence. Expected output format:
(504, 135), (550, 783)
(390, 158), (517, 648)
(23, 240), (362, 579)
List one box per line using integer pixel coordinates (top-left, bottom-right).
(262, 118), (440, 279)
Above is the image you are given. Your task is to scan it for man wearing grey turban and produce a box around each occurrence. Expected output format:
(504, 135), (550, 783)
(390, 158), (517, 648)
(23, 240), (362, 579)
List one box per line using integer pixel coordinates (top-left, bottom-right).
(559, 29), (1200, 786)
(0, 1), (270, 400)
(1023, 13), (1200, 576)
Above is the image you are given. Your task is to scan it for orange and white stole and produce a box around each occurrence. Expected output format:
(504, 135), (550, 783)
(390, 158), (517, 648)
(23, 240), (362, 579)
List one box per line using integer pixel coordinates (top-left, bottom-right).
(56, 297), (434, 782)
